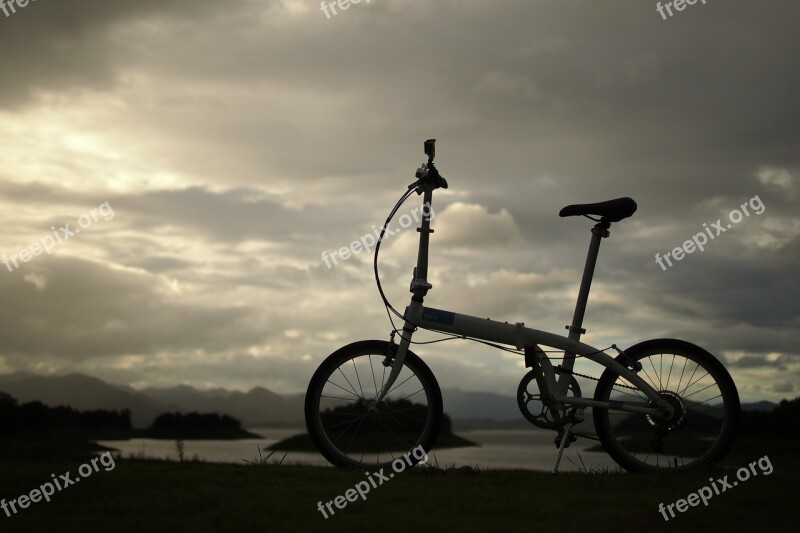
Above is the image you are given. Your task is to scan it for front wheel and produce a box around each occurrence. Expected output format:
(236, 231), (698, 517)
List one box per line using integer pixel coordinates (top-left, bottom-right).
(305, 340), (443, 469)
(593, 339), (740, 472)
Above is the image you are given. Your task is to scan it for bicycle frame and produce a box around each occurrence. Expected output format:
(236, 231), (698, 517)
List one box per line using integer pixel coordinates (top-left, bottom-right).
(374, 178), (671, 418)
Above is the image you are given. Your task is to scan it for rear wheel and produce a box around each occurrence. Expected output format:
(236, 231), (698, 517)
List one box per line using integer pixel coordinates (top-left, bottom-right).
(305, 340), (442, 469)
(593, 339), (740, 472)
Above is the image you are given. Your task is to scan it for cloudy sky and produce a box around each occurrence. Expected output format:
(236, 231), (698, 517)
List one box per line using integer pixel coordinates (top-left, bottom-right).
(0, 0), (798, 403)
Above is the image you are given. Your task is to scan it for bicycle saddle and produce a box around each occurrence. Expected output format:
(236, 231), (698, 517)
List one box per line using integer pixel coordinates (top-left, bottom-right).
(558, 197), (637, 223)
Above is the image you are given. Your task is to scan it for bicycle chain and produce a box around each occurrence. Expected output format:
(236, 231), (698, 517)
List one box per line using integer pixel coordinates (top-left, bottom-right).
(563, 369), (642, 442)
(569, 369), (640, 391)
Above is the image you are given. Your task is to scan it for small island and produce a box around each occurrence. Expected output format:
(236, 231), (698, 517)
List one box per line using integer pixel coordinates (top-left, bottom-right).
(270, 398), (476, 452)
(140, 412), (262, 440)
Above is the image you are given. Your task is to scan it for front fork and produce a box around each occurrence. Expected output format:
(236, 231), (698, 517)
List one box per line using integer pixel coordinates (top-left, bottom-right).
(374, 299), (424, 403)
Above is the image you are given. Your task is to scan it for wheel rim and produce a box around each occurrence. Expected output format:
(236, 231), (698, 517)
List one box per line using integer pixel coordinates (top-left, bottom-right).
(311, 351), (436, 469)
(600, 349), (734, 471)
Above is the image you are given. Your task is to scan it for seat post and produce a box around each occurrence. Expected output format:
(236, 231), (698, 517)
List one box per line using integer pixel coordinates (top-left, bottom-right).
(561, 221), (610, 373)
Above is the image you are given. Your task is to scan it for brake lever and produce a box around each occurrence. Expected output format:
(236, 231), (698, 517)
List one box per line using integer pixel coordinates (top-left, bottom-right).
(408, 163), (447, 193)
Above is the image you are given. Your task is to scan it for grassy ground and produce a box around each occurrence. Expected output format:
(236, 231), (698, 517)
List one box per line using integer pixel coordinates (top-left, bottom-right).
(0, 437), (794, 532)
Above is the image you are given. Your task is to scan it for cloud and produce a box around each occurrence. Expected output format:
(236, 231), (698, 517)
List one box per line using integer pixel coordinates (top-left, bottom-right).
(0, 257), (266, 360)
(475, 71), (543, 99)
(435, 202), (522, 249)
(757, 167), (797, 199)
(0, 0), (798, 403)
(731, 355), (789, 369)
(0, 0), (235, 107)
(773, 382), (797, 394)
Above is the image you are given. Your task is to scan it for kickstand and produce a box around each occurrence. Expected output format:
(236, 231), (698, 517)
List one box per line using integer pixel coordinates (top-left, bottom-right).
(550, 423), (573, 475)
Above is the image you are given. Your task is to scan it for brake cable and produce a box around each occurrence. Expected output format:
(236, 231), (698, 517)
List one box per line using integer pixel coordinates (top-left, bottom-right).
(371, 185), (640, 402)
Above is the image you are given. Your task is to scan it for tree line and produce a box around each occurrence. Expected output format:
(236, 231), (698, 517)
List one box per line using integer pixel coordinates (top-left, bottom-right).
(1, 392), (244, 432)
(0, 392), (131, 431)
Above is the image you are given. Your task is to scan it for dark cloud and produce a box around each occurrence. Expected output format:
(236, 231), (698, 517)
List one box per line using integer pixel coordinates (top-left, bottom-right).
(732, 355), (789, 369)
(0, 256), (266, 359)
(773, 382), (797, 394)
(0, 0), (798, 400)
(0, 0), (237, 107)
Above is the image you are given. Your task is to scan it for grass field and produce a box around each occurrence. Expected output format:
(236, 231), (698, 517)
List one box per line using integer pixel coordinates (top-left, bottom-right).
(0, 437), (795, 532)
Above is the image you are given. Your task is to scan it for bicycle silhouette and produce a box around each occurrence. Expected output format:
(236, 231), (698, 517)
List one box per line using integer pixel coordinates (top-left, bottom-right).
(306, 140), (740, 473)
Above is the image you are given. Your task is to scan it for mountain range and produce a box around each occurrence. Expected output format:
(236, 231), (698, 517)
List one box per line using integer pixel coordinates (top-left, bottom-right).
(0, 372), (778, 429)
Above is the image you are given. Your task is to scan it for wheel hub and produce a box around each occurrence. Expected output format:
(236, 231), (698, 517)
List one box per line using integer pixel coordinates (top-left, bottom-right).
(646, 391), (686, 429)
(366, 400), (386, 414)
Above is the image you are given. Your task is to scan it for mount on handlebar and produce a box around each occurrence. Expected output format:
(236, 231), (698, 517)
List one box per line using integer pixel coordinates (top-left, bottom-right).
(424, 139), (436, 160)
(410, 138), (448, 194)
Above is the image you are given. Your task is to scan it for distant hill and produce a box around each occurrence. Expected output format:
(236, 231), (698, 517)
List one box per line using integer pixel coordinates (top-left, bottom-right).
(141, 386), (304, 427)
(741, 401), (779, 412)
(0, 372), (37, 384)
(740, 397), (800, 437)
(1, 372), (785, 433)
(0, 373), (307, 428)
(442, 388), (519, 421)
(0, 373), (165, 427)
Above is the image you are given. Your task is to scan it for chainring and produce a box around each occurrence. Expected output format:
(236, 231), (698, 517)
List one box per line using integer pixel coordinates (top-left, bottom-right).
(517, 370), (582, 430)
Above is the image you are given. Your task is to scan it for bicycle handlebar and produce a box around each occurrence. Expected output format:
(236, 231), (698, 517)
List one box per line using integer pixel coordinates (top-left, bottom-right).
(409, 139), (448, 193)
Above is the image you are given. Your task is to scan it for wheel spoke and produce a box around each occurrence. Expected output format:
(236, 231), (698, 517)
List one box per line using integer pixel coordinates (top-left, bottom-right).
(360, 416), (376, 463)
(680, 370), (710, 398)
(337, 367), (362, 400)
(352, 359), (366, 399)
(679, 363), (701, 398)
(345, 416), (367, 455)
(373, 416), (405, 457)
(665, 354), (676, 391)
(329, 413), (369, 445)
(611, 385), (647, 401)
(681, 380), (717, 400)
(326, 380), (361, 400)
(390, 409), (428, 424)
(685, 394), (722, 407)
(321, 394), (362, 402)
(399, 388), (425, 401)
(369, 355), (379, 399)
(387, 371), (417, 396)
(675, 356), (689, 395)
(324, 413), (370, 431)
(383, 411), (418, 436)
(649, 356), (663, 390)
(639, 364), (660, 391)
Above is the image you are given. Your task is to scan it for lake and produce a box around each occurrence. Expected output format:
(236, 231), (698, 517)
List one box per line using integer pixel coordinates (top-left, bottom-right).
(98, 428), (621, 472)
